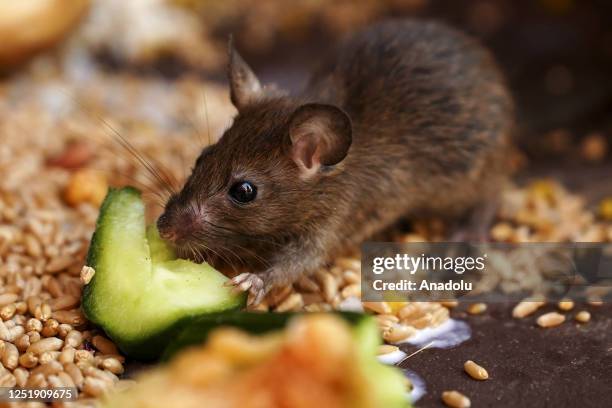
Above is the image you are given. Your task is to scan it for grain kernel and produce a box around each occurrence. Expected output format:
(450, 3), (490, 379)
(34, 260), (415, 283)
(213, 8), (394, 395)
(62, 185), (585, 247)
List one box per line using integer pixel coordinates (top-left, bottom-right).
(25, 318), (43, 332)
(83, 376), (109, 397)
(442, 390), (471, 408)
(275, 293), (304, 312)
(14, 334), (30, 352)
(64, 169), (108, 207)
(57, 323), (73, 338)
(39, 350), (61, 364)
(0, 371), (16, 387)
(31, 360), (62, 377)
(92, 335), (119, 355)
(80, 266), (96, 285)
(64, 363), (84, 388)
(440, 300), (458, 308)
(65, 330), (83, 348)
(512, 300), (545, 318)
(41, 318), (59, 337)
(363, 301), (391, 314)
(0, 293), (18, 307)
(19, 352), (38, 368)
(557, 299), (574, 311)
(0, 303), (16, 320)
(575, 311), (591, 323)
(53, 309), (87, 325)
(75, 349), (94, 365)
(101, 357), (124, 375)
(377, 345), (399, 355)
(383, 324), (416, 343)
(537, 312), (565, 328)
(464, 360), (489, 380)
(13, 368), (29, 387)
(59, 346), (76, 365)
(587, 298), (603, 307)
(2, 342), (19, 369)
(49, 295), (80, 311)
(27, 336), (63, 354)
(321, 273), (338, 302)
(467, 303), (487, 315)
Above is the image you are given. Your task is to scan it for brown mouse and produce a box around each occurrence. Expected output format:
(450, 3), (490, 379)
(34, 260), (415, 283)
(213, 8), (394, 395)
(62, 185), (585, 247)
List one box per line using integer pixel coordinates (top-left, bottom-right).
(156, 19), (514, 305)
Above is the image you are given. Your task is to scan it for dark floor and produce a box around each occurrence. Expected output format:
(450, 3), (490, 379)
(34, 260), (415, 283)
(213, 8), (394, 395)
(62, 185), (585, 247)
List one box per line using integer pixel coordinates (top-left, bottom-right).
(402, 303), (612, 408)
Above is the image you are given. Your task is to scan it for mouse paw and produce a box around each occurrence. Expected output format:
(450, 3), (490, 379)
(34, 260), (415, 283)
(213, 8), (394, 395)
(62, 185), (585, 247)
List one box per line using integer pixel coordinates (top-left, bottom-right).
(226, 272), (266, 306)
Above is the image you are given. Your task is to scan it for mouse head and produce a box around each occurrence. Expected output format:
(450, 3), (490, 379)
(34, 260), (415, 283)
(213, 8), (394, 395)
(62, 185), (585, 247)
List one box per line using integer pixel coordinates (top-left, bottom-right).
(157, 42), (352, 264)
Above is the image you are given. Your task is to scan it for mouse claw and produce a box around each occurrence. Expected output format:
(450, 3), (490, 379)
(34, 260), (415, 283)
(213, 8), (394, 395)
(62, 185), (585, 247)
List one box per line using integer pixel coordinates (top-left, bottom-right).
(228, 272), (265, 305)
(248, 287), (266, 307)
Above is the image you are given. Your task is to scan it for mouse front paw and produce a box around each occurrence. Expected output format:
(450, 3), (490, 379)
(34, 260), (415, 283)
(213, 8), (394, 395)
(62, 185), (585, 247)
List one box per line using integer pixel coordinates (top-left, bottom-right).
(226, 272), (266, 306)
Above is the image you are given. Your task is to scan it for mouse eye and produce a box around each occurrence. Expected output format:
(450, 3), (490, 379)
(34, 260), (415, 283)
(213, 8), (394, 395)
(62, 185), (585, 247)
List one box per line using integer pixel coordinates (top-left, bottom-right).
(229, 181), (257, 204)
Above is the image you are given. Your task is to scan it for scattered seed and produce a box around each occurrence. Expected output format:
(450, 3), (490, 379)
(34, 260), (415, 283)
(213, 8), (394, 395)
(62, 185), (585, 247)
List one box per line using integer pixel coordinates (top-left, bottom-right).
(83, 376), (109, 397)
(2, 342), (19, 369)
(512, 300), (545, 318)
(464, 360), (489, 380)
(0, 303), (17, 320)
(275, 293), (304, 312)
(13, 367), (29, 387)
(64, 363), (84, 388)
(14, 334), (31, 352)
(92, 335), (119, 355)
(537, 312), (565, 328)
(27, 337), (63, 355)
(442, 390), (471, 408)
(31, 360), (62, 377)
(377, 344), (399, 355)
(0, 293), (18, 307)
(587, 298), (603, 307)
(53, 309), (87, 325)
(363, 301), (391, 314)
(320, 273), (338, 303)
(467, 303), (487, 315)
(65, 330), (83, 348)
(19, 352), (38, 369)
(101, 357), (124, 375)
(440, 300), (459, 308)
(80, 266), (96, 285)
(575, 311), (591, 323)
(383, 324), (416, 343)
(49, 295), (80, 311)
(41, 319), (60, 337)
(557, 299), (574, 311)
(0, 371), (16, 387)
(25, 318), (42, 333)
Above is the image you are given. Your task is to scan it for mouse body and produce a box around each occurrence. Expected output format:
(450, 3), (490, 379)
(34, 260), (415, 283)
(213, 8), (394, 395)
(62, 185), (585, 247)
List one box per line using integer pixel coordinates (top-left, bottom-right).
(157, 19), (514, 304)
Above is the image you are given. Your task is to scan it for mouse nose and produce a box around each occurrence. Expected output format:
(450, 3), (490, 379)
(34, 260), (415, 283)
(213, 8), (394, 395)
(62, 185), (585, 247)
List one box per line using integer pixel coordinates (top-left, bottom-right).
(157, 211), (200, 244)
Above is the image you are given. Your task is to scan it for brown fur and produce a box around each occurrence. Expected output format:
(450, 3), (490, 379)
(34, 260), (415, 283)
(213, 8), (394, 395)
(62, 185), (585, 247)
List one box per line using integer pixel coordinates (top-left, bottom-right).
(157, 19), (514, 294)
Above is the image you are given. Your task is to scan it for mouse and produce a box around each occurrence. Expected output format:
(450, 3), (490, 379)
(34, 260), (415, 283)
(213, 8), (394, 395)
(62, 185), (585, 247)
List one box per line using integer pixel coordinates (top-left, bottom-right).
(156, 19), (514, 305)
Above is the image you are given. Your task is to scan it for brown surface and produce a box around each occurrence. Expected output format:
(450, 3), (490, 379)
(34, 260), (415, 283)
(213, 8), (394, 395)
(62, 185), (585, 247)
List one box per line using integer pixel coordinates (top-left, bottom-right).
(400, 303), (612, 407)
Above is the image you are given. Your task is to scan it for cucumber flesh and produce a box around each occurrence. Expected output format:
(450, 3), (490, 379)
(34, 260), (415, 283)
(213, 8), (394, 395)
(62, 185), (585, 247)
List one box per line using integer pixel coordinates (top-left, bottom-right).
(82, 188), (245, 360)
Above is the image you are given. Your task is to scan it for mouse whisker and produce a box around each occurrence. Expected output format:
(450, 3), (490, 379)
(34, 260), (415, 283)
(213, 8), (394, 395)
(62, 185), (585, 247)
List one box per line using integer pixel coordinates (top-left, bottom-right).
(187, 236), (241, 273)
(62, 91), (181, 197)
(199, 220), (285, 249)
(221, 241), (272, 269)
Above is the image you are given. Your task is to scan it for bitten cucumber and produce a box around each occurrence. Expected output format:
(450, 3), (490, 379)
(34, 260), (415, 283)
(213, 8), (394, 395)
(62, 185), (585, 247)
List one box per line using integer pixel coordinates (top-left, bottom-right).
(82, 187), (245, 360)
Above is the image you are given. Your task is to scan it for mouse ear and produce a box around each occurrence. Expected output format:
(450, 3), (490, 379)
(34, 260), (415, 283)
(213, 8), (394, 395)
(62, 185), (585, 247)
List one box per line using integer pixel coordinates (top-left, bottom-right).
(288, 103), (352, 178)
(228, 36), (263, 109)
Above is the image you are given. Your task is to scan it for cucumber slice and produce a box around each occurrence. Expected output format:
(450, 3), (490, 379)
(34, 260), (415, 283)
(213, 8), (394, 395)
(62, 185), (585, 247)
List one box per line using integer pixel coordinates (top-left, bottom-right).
(161, 311), (369, 360)
(82, 188), (245, 360)
(161, 311), (410, 407)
